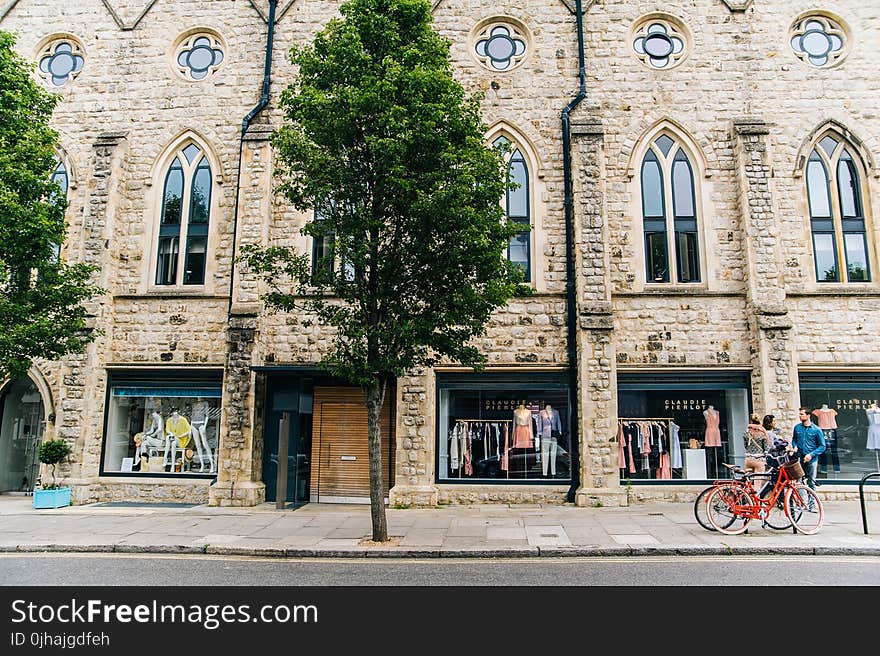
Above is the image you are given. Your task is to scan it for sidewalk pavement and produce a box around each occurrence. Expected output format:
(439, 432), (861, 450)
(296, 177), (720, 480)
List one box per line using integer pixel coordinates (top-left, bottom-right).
(1, 493), (879, 559)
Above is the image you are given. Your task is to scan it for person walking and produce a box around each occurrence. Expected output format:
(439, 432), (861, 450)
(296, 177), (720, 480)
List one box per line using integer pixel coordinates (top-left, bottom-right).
(743, 413), (770, 474)
(791, 406), (826, 490)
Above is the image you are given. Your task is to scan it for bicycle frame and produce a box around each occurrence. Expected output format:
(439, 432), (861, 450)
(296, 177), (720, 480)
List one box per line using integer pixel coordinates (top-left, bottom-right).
(724, 464), (798, 521)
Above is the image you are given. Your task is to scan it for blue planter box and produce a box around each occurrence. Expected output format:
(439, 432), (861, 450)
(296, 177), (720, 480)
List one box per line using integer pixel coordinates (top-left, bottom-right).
(33, 487), (71, 509)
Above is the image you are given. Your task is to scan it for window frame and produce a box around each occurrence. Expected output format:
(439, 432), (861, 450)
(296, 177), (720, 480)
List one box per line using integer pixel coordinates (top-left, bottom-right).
(151, 141), (215, 289)
(805, 133), (872, 284)
(493, 136), (533, 285)
(639, 135), (702, 285)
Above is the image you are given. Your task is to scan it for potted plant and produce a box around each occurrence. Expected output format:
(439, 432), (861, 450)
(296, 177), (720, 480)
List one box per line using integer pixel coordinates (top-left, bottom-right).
(33, 439), (72, 509)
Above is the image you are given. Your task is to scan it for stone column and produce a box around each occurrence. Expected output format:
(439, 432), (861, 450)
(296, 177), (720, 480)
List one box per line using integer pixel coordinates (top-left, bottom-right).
(208, 125), (273, 507)
(209, 310), (264, 506)
(389, 368), (438, 507)
(570, 118), (626, 507)
(64, 132), (126, 503)
(732, 119), (799, 428)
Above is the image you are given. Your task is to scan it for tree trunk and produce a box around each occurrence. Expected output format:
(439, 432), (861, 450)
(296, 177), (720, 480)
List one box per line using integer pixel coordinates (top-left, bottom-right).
(364, 378), (388, 542)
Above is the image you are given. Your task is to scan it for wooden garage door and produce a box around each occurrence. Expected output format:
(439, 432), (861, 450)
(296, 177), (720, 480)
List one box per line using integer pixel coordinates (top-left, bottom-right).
(311, 387), (394, 502)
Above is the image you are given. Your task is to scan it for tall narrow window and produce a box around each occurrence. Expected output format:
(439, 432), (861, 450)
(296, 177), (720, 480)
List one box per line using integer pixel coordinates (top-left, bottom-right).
(49, 160), (69, 261)
(155, 144), (213, 286)
(805, 134), (870, 283)
(310, 205), (335, 285)
(640, 135), (701, 283)
(494, 136), (531, 283)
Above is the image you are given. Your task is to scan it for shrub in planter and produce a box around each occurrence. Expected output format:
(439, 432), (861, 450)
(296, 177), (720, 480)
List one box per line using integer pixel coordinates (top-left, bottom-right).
(38, 439), (71, 490)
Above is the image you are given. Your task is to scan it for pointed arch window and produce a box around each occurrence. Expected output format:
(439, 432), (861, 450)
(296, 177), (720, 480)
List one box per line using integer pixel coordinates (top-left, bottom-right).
(805, 134), (870, 283)
(494, 136), (531, 283)
(640, 135), (701, 283)
(156, 143), (213, 286)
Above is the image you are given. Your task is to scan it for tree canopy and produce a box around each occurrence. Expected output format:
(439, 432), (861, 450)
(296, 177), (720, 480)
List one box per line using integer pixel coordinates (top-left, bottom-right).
(0, 30), (102, 380)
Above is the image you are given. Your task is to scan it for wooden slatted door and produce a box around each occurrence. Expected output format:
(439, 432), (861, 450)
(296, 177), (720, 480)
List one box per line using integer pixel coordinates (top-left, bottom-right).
(310, 387), (394, 503)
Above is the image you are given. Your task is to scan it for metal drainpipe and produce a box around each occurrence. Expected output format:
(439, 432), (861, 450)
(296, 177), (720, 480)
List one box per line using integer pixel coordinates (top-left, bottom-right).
(228, 0), (277, 312)
(562, 0), (586, 503)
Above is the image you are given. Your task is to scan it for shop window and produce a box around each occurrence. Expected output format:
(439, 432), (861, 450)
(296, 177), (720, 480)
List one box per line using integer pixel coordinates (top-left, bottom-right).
(493, 136), (532, 283)
(799, 373), (880, 482)
(617, 372), (750, 482)
(804, 132), (871, 283)
(437, 375), (570, 483)
(640, 134), (701, 283)
(102, 377), (221, 476)
(155, 142), (213, 286)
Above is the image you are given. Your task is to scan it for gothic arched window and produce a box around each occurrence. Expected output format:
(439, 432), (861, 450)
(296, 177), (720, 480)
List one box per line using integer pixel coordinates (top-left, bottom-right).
(806, 133), (870, 283)
(493, 136), (531, 283)
(640, 134), (701, 283)
(156, 143), (212, 286)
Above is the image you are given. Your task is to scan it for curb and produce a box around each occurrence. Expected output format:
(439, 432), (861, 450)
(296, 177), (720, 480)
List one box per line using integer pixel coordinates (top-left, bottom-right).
(3, 544), (880, 558)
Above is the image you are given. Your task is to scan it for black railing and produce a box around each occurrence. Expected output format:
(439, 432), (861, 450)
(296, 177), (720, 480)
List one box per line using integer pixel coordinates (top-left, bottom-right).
(859, 472), (880, 534)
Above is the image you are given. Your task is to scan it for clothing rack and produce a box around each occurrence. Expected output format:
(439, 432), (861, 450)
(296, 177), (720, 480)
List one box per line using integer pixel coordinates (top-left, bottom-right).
(617, 417), (677, 480)
(450, 419), (513, 479)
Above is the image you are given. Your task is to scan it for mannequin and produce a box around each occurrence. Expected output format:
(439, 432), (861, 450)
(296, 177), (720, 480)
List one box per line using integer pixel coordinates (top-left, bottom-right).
(164, 409), (192, 471)
(512, 404), (534, 448)
(812, 404), (840, 473)
(703, 405), (721, 478)
(703, 405), (721, 447)
(867, 403), (880, 470)
(189, 401), (215, 472)
(134, 403), (164, 468)
(538, 403), (563, 476)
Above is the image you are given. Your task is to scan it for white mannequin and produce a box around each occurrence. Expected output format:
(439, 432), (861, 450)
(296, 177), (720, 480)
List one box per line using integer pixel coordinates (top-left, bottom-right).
(190, 401), (214, 472)
(539, 403), (562, 476)
(134, 404), (164, 468)
(866, 404), (880, 468)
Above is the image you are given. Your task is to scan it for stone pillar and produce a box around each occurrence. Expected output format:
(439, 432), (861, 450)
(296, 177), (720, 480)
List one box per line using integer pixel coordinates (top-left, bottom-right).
(209, 310), (264, 506)
(389, 368), (438, 507)
(570, 118), (626, 507)
(208, 125), (273, 507)
(65, 132), (126, 504)
(732, 119), (799, 428)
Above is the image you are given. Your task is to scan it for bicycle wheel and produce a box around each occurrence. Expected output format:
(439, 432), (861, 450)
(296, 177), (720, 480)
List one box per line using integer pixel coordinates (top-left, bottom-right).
(706, 485), (753, 535)
(763, 492), (792, 530)
(785, 484), (823, 535)
(693, 485), (721, 532)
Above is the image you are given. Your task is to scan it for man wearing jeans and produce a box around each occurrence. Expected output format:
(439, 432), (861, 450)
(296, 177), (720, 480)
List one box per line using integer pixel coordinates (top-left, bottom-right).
(792, 406), (826, 490)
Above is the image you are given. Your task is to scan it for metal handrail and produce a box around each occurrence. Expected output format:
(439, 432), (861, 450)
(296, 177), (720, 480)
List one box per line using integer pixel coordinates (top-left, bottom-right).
(859, 471), (880, 534)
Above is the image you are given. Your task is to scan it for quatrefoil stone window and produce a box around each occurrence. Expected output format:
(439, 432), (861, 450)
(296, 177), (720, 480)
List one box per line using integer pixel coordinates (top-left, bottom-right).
(38, 39), (84, 87)
(790, 16), (847, 68)
(632, 18), (687, 70)
(473, 22), (528, 72)
(175, 33), (225, 81)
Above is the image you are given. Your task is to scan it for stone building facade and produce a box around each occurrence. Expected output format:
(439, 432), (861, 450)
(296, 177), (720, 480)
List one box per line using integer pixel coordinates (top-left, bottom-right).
(1, 0), (878, 507)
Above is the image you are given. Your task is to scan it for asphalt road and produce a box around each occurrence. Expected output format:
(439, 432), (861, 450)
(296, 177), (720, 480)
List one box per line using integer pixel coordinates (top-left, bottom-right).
(1, 553), (879, 586)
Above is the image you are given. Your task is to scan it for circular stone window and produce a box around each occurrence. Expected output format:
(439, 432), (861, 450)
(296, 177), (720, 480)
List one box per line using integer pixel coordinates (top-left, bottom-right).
(790, 14), (848, 68)
(37, 37), (85, 87)
(174, 31), (225, 81)
(471, 19), (530, 72)
(631, 16), (689, 70)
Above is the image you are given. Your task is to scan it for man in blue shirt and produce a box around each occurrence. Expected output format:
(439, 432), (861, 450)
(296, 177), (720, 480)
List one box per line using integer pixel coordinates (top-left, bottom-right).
(792, 406), (826, 490)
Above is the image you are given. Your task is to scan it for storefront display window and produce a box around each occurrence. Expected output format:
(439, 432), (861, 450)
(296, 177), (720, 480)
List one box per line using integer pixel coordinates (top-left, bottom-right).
(102, 373), (222, 476)
(799, 373), (880, 481)
(437, 373), (571, 483)
(617, 371), (750, 482)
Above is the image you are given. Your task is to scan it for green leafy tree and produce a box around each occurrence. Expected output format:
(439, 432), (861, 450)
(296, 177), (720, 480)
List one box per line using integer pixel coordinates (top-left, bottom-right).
(0, 30), (103, 380)
(239, 0), (525, 541)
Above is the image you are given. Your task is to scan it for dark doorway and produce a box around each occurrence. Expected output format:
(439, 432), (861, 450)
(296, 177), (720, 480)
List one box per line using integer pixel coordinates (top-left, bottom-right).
(262, 377), (313, 508)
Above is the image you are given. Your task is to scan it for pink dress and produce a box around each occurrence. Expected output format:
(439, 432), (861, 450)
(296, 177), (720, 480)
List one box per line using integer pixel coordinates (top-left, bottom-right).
(704, 409), (721, 447)
(812, 408), (838, 429)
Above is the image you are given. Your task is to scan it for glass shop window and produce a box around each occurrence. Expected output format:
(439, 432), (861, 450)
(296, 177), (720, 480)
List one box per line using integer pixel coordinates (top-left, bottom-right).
(103, 384), (221, 475)
(438, 383), (571, 483)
